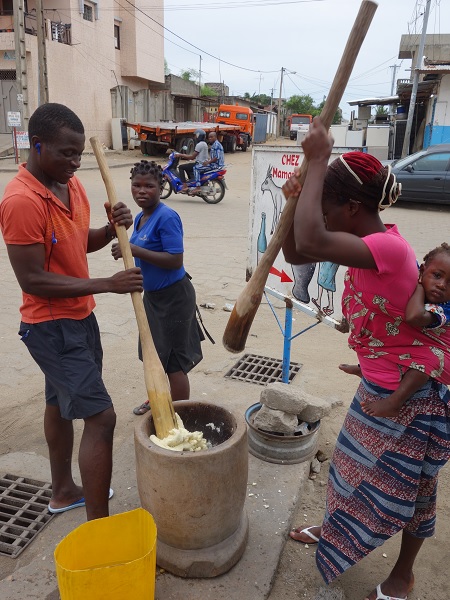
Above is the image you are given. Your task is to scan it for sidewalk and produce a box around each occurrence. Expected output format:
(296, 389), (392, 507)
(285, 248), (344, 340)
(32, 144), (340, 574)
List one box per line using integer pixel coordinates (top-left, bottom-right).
(0, 148), (141, 172)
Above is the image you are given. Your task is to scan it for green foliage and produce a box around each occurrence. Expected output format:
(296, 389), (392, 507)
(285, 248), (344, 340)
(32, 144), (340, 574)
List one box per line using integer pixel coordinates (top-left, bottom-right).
(201, 85), (217, 97)
(242, 92), (274, 106)
(242, 90), (345, 122)
(315, 96), (342, 124)
(375, 105), (389, 115)
(164, 59), (170, 76)
(180, 68), (200, 82)
(285, 94), (316, 115)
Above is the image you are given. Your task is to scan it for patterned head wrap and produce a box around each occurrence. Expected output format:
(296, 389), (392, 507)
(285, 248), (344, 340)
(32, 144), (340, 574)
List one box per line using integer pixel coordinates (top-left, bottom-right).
(324, 151), (402, 211)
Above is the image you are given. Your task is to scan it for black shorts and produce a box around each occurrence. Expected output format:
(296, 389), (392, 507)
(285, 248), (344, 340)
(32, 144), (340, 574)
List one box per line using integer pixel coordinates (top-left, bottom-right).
(19, 313), (113, 420)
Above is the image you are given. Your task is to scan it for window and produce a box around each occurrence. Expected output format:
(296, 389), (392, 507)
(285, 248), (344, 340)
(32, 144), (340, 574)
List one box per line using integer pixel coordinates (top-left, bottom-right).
(412, 153), (450, 172)
(236, 113), (248, 121)
(0, 0), (13, 15)
(291, 116), (311, 125)
(114, 24), (120, 49)
(219, 111), (230, 118)
(83, 3), (93, 21)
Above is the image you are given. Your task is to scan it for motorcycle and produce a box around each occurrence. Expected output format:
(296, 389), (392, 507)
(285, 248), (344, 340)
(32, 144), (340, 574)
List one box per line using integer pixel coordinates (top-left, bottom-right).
(160, 152), (227, 204)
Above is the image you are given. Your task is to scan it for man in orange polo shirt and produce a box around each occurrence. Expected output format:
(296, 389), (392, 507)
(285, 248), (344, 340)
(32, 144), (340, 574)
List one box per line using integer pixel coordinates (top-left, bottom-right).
(0, 103), (143, 520)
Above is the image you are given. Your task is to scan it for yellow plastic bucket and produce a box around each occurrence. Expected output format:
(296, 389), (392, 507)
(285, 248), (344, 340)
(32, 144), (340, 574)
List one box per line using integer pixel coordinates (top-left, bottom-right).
(54, 508), (156, 600)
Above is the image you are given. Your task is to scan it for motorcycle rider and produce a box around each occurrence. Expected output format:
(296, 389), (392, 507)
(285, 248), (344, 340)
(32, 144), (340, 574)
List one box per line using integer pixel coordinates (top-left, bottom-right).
(176, 129), (209, 192)
(193, 131), (225, 187)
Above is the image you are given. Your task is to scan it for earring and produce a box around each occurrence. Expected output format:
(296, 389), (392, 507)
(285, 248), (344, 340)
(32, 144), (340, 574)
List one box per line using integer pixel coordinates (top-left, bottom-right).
(36, 143), (41, 154)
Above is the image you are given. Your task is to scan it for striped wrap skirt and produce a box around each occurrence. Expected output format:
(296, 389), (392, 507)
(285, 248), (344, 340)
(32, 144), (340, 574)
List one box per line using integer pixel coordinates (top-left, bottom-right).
(317, 377), (450, 583)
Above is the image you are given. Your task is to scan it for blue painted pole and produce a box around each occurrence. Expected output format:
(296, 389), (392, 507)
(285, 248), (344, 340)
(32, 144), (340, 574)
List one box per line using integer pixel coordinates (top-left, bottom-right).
(282, 300), (293, 383)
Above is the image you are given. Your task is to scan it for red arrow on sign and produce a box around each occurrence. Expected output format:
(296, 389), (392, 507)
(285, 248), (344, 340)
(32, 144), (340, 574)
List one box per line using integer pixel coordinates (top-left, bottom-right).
(269, 266), (293, 283)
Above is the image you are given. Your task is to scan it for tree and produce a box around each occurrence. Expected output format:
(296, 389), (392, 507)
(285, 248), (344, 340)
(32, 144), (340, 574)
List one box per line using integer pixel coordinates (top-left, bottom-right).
(285, 94), (316, 115)
(201, 85), (217, 97)
(164, 59), (170, 76)
(180, 68), (200, 82)
(376, 105), (388, 115)
(314, 96), (342, 124)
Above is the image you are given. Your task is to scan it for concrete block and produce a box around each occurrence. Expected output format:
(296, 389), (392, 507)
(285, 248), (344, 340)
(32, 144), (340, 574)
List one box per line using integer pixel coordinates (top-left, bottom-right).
(260, 382), (308, 414)
(253, 404), (298, 434)
(298, 395), (332, 423)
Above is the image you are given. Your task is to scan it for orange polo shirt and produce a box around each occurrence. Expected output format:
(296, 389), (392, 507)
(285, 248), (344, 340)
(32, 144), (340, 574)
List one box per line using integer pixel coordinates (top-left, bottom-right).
(0, 165), (95, 323)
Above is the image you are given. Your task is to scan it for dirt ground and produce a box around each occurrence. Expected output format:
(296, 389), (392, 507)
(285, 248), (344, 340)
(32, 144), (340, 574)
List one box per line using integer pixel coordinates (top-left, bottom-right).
(0, 142), (449, 600)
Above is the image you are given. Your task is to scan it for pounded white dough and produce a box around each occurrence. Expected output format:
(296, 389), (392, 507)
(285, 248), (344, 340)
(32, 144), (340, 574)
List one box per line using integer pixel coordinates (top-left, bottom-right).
(150, 414), (209, 452)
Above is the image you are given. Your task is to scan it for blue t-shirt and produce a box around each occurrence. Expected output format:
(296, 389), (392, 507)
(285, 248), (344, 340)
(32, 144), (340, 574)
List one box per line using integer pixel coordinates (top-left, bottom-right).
(130, 202), (185, 291)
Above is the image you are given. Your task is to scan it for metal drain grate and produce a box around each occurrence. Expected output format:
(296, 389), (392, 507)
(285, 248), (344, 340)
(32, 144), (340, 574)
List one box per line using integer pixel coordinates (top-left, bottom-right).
(0, 474), (54, 558)
(225, 353), (301, 386)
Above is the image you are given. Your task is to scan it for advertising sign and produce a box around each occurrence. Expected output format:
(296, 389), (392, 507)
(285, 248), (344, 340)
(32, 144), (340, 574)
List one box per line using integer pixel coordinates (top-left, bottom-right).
(7, 111), (21, 127)
(16, 131), (30, 149)
(248, 145), (347, 330)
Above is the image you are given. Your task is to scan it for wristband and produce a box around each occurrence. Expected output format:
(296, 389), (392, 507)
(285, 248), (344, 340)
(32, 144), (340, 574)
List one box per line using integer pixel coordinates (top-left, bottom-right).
(105, 223), (116, 240)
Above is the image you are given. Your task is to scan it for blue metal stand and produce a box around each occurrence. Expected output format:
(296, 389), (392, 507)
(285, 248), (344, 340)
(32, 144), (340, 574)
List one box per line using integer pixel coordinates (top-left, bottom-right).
(264, 290), (320, 383)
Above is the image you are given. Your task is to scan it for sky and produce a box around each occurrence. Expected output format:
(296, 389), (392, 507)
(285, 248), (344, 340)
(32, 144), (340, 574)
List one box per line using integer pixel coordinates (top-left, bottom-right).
(161, 0), (450, 119)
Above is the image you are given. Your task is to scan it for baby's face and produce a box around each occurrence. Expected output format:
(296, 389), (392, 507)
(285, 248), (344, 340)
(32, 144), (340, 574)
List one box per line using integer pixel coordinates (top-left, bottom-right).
(421, 253), (450, 304)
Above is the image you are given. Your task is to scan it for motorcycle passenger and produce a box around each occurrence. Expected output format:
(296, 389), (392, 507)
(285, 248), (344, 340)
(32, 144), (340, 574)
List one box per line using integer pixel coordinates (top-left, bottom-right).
(193, 131), (225, 188)
(176, 129), (209, 192)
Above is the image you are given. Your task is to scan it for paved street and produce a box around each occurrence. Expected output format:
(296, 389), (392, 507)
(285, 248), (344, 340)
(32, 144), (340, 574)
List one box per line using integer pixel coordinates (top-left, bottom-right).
(0, 146), (449, 599)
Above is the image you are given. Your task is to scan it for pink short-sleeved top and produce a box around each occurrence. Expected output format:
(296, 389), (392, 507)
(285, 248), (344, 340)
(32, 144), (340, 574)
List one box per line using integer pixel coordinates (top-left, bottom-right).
(343, 224), (450, 388)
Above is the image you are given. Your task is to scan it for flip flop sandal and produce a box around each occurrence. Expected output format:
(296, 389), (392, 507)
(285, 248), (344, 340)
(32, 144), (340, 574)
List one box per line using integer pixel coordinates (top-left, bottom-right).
(371, 583), (408, 600)
(48, 488), (114, 514)
(289, 525), (320, 544)
(133, 402), (150, 416)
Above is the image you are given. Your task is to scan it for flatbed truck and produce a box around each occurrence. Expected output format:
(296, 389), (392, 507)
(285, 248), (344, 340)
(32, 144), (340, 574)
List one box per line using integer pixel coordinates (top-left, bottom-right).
(126, 121), (251, 156)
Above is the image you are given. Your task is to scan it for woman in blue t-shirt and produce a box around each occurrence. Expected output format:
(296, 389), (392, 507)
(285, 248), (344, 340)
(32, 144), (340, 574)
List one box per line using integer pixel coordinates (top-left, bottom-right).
(111, 160), (203, 414)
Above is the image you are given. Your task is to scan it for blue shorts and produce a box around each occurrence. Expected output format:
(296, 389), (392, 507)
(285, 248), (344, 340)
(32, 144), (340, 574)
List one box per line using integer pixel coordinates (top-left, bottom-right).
(19, 313), (113, 420)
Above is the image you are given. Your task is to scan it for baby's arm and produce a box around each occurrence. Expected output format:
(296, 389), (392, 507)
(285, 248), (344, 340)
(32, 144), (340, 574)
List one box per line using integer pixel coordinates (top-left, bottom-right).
(405, 282), (435, 328)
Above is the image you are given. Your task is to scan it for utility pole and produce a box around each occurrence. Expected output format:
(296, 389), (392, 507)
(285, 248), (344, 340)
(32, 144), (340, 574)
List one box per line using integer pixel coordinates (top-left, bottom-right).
(198, 55), (202, 121)
(36, 0), (49, 105)
(277, 67), (284, 138)
(14, 0), (29, 161)
(389, 63), (400, 115)
(401, 0), (431, 158)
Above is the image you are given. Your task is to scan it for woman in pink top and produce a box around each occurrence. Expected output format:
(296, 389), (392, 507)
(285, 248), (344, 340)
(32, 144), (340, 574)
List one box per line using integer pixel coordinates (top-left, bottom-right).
(282, 118), (450, 600)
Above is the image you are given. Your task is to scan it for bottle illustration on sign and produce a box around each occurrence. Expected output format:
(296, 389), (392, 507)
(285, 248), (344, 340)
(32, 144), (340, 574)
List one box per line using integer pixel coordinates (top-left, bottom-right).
(257, 212), (267, 264)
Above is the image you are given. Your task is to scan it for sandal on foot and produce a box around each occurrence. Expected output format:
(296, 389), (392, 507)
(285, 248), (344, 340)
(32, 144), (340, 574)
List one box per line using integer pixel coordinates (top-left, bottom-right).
(289, 525), (320, 544)
(133, 402), (150, 416)
(367, 584), (408, 600)
(48, 488), (114, 514)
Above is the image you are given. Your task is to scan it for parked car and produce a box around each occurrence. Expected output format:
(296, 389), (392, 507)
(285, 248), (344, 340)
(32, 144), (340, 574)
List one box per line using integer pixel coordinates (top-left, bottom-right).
(389, 144), (450, 204)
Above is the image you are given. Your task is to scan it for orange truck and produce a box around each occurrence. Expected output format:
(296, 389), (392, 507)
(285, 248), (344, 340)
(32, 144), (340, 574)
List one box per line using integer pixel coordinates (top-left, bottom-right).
(126, 104), (253, 156)
(287, 113), (313, 140)
(215, 104), (253, 152)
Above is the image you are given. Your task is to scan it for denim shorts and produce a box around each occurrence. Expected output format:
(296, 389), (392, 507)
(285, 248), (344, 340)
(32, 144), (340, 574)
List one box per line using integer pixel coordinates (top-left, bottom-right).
(19, 313), (113, 420)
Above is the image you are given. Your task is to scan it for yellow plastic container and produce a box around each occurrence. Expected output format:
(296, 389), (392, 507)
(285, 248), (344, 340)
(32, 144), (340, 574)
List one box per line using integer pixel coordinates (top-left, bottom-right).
(54, 508), (156, 600)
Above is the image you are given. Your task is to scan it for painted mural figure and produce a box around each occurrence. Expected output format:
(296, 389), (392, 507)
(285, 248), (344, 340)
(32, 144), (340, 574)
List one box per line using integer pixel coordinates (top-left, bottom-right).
(291, 262), (316, 304)
(312, 261), (339, 316)
(260, 165), (284, 234)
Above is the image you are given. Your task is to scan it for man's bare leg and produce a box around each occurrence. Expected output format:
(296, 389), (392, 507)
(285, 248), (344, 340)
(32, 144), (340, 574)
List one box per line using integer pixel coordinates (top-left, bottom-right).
(45, 404), (83, 509)
(79, 407), (116, 521)
(365, 531), (421, 599)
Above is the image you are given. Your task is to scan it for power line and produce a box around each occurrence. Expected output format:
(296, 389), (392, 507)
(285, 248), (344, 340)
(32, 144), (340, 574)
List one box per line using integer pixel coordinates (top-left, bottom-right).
(120, 0), (279, 73)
